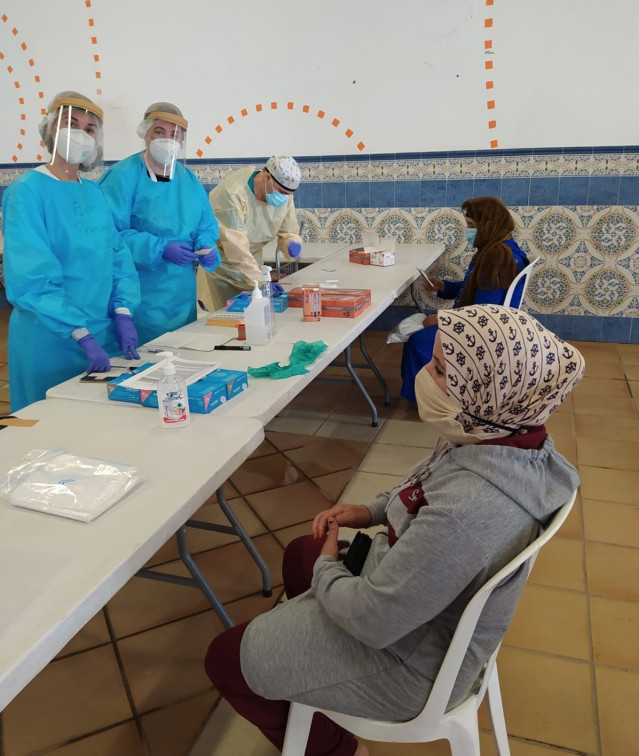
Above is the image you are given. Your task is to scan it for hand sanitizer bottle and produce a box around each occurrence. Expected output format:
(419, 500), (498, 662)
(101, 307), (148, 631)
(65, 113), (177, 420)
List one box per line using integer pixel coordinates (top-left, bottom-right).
(244, 280), (272, 345)
(157, 351), (191, 428)
(261, 265), (277, 335)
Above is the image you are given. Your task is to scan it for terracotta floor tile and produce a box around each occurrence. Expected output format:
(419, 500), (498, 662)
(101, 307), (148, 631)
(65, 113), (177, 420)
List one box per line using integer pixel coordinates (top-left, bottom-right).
(617, 343), (639, 361)
(583, 499), (639, 548)
(490, 648), (597, 753)
(265, 430), (321, 451)
(55, 609), (110, 658)
(529, 536), (586, 592)
(551, 432), (578, 467)
(577, 437), (639, 471)
(572, 392), (637, 417)
(595, 666), (639, 756)
(42, 722), (145, 756)
(388, 399), (422, 422)
(586, 542), (639, 601)
(579, 466), (639, 505)
(545, 411), (574, 437)
(0, 382), (10, 402)
(315, 414), (386, 442)
(556, 494), (583, 540)
(376, 417), (440, 448)
(0, 363), (8, 381)
(190, 698), (279, 756)
(117, 611), (220, 714)
(286, 380), (349, 413)
(504, 585), (590, 660)
(265, 409), (328, 436)
(590, 595), (639, 669)
(0, 400), (11, 414)
(574, 413), (639, 443)
(625, 364), (639, 380)
(246, 479), (333, 530)
(573, 376), (631, 397)
(248, 438), (279, 458)
(313, 469), (355, 502)
(629, 380), (639, 398)
(230, 452), (303, 495)
(359, 442), (432, 476)
(272, 521), (315, 550)
(140, 690), (217, 756)
(339, 470), (404, 506)
(579, 360), (627, 379)
(284, 437), (369, 477)
(3, 645), (132, 755)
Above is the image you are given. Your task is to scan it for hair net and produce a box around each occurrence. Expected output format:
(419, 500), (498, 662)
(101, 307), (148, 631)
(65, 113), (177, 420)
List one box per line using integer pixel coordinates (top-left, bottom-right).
(38, 91), (104, 171)
(265, 155), (301, 191)
(136, 102), (188, 139)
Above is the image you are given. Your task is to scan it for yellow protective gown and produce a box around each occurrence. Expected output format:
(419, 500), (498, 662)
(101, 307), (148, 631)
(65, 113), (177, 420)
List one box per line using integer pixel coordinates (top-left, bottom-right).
(198, 167), (302, 311)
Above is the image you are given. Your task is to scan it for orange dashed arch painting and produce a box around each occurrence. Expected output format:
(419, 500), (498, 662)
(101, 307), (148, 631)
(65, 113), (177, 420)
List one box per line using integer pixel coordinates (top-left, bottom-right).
(196, 101), (366, 157)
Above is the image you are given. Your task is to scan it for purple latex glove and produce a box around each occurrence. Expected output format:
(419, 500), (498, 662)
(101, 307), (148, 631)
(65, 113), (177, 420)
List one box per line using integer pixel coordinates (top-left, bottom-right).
(288, 241), (302, 259)
(270, 282), (286, 297)
(199, 247), (221, 270)
(113, 313), (140, 360)
(78, 334), (111, 373)
(162, 242), (198, 266)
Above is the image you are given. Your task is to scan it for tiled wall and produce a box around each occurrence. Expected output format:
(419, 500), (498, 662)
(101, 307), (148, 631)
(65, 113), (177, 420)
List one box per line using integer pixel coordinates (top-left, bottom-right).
(1, 147), (638, 341)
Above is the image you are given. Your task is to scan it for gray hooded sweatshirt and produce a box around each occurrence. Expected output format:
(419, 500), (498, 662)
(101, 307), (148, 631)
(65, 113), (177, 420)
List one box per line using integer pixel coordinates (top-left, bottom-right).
(240, 435), (579, 721)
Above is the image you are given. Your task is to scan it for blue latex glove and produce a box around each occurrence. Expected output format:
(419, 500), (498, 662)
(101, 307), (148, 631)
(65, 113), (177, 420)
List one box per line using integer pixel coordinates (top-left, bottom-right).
(162, 242), (198, 266)
(78, 334), (111, 373)
(288, 241), (302, 259)
(113, 313), (140, 360)
(199, 247), (221, 270)
(271, 282), (286, 297)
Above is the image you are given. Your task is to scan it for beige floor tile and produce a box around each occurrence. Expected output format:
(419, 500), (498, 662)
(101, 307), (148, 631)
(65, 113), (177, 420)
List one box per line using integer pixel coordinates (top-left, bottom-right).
(529, 536), (586, 592)
(617, 344), (639, 361)
(573, 376), (631, 397)
(265, 430), (321, 451)
(339, 470), (404, 506)
(583, 499), (639, 548)
(625, 363), (639, 380)
(315, 414), (386, 442)
(573, 341), (622, 357)
(575, 413), (639, 443)
(629, 380), (639, 398)
(504, 585), (590, 660)
(545, 411), (574, 436)
(265, 409), (328, 436)
(190, 698), (279, 756)
(284, 437), (369, 478)
(313, 469), (354, 502)
(272, 521), (315, 550)
(246, 479), (333, 530)
(388, 398), (422, 422)
(586, 542), (639, 601)
(579, 360), (627, 379)
(590, 595), (639, 669)
(0, 363), (8, 381)
(376, 417), (440, 448)
(0, 400), (11, 415)
(595, 666), (639, 756)
(556, 494), (583, 540)
(117, 611), (221, 714)
(225, 590), (283, 626)
(229, 452), (303, 495)
(489, 648), (597, 753)
(572, 392), (637, 417)
(55, 609), (111, 658)
(141, 690), (217, 756)
(0, 382), (10, 402)
(43, 722), (145, 756)
(579, 466), (639, 505)
(577, 437), (639, 471)
(359, 442), (432, 476)
(285, 380), (349, 413)
(478, 733), (588, 756)
(550, 432), (578, 467)
(3, 645), (132, 755)
(248, 438), (279, 458)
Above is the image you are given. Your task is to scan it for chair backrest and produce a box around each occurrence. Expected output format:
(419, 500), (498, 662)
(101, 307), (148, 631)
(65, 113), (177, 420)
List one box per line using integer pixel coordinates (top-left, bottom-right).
(502, 253), (541, 308)
(414, 491), (576, 729)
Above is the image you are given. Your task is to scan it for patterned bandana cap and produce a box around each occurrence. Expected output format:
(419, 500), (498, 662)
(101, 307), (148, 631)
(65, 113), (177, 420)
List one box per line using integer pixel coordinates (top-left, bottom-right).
(265, 154), (301, 191)
(437, 305), (585, 437)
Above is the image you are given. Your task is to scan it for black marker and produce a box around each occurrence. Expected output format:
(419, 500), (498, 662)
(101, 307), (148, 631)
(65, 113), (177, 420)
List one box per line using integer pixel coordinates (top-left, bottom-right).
(214, 345), (252, 351)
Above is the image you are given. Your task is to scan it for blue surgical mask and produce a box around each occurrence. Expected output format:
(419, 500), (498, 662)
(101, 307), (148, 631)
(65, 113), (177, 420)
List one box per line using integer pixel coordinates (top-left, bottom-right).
(265, 188), (289, 207)
(465, 228), (477, 245)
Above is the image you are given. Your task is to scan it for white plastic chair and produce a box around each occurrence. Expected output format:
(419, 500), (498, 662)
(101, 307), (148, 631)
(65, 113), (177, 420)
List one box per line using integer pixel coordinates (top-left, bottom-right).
(503, 253), (541, 308)
(282, 491), (576, 756)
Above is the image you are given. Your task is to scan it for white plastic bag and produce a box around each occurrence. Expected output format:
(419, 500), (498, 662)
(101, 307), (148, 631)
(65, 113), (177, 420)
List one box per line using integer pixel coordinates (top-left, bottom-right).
(386, 313), (427, 344)
(0, 449), (144, 522)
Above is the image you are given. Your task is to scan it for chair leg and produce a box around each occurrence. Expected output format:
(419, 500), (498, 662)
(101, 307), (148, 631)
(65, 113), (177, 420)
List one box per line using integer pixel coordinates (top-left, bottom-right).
(446, 719), (481, 756)
(281, 703), (316, 756)
(486, 667), (511, 756)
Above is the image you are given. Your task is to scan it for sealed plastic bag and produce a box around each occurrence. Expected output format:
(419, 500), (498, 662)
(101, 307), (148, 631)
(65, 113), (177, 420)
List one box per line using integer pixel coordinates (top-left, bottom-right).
(386, 313), (427, 344)
(0, 449), (144, 522)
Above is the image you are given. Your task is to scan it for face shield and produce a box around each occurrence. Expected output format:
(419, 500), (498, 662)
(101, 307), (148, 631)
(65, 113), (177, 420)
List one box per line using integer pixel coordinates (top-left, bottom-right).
(140, 110), (188, 180)
(44, 96), (104, 173)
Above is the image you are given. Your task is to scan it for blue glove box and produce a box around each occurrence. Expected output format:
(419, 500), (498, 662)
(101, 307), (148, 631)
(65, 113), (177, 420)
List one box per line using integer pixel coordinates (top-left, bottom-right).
(107, 364), (249, 414)
(226, 292), (289, 313)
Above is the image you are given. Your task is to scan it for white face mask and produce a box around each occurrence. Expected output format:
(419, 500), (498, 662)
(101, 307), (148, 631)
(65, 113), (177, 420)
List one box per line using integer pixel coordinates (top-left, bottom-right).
(149, 138), (181, 166)
(55, 128), (96, 165)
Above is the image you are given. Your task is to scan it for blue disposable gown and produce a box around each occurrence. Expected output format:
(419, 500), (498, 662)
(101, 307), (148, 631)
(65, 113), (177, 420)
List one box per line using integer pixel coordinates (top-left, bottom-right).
(400, 238), (529, 402)
(99, 154), (220, 345)
(2, 168), (141, 411)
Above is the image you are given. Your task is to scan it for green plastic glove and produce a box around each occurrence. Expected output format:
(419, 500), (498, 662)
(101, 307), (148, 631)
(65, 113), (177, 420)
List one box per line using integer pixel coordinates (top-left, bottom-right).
(247, 340), (328, 379)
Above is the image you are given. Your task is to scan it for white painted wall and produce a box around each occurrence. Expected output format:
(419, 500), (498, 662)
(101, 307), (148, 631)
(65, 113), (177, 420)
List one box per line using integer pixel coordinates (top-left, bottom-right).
(0, 0), (637, 163)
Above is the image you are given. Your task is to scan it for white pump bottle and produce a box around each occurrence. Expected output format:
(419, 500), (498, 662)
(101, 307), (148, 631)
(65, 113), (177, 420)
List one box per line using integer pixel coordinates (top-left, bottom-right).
(156, 351), (191, 428)
(244, 280), (273, 345)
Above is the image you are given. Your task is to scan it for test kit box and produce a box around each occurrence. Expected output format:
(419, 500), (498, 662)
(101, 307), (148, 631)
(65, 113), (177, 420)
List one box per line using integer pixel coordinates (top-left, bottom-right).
(107, 364), (249, 414)
(288, 287), (372, 319)
(226, 292), (289, 313)
(349, 246), (372, 265)
(370, 250), (395, 266)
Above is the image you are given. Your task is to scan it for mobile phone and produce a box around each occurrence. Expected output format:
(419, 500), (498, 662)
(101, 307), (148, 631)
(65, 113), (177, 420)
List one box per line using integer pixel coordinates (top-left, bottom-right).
(417, 268), (434, 287)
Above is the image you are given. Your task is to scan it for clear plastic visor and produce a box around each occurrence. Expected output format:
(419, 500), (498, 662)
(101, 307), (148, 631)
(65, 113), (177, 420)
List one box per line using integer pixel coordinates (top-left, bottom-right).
(143, 120), (187, 180)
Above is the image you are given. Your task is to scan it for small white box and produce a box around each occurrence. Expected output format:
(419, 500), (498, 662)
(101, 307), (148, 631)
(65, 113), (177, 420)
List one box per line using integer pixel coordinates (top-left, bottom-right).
(370, 251), (395, 266)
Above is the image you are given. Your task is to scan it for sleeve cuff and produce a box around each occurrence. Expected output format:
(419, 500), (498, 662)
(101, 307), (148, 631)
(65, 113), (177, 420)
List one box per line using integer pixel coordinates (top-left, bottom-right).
(114, 307), (131, 316)
(71, 327), (90, 341)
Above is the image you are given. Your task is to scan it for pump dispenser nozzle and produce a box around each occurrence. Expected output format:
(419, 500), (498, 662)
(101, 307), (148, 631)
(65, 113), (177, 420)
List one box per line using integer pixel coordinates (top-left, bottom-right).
(252, 280), (263, 299)
(161, 351), (176, 375)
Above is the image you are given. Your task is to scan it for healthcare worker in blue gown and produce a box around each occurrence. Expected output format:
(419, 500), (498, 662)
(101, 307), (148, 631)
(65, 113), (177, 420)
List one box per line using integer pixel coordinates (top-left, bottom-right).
(401, 196), (529, 403)
(2, 91), (142, 412)
(99, 102), (221, 346)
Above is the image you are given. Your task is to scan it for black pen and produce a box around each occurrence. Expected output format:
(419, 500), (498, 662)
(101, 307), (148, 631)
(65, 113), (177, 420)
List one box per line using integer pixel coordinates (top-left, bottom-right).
(214, 345), (252, 351)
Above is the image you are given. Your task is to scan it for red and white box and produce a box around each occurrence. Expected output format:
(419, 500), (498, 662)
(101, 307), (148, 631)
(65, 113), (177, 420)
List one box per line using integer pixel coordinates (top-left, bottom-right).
(288, 287), (372, 319)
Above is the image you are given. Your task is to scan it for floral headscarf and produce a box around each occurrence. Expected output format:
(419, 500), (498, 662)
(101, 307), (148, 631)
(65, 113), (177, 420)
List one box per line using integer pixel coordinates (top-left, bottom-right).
(436, 304), (585, 438)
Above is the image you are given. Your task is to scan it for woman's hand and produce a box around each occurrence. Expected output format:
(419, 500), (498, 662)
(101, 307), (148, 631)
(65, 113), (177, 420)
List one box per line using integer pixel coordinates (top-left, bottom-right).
(421, 275), (444, 293)
(320, 517), (340, 558)
(422, 314), (438, 328)
(312, 504), (372, 540)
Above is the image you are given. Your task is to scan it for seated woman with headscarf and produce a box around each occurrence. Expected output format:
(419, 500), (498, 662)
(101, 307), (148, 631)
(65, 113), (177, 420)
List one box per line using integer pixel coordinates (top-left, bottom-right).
(401, 196), (529, 403)
(204, 304), (584, 756)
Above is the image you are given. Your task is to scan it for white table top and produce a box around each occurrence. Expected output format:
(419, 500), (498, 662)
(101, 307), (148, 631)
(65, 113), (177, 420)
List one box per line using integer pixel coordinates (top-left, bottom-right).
(0, 399), (263, 710)
(262, 241), (349, 265)
(47, 243), (445, 425)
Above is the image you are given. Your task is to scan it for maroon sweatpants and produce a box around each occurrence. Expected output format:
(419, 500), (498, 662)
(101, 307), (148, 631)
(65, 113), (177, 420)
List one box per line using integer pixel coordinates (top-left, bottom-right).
(204, 534), (358, 756)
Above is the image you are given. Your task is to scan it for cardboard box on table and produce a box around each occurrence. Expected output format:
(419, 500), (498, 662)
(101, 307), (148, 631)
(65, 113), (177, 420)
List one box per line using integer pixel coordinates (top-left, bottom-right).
(107, 364), (249, 414)
(288, 287), (372, 319)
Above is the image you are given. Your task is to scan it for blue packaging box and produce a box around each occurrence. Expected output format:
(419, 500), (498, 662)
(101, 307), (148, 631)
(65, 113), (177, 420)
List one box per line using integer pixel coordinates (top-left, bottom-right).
(107, 364), (249, 414)
(226, 292), (289, 313)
